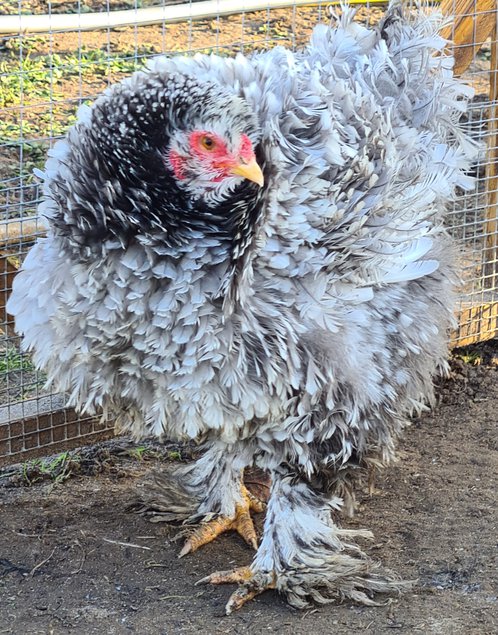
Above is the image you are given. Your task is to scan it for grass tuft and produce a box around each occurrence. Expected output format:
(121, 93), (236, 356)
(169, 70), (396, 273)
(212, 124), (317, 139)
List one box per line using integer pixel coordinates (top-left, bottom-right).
(21, 452), (77, 486)
(0, 348), (35, 375)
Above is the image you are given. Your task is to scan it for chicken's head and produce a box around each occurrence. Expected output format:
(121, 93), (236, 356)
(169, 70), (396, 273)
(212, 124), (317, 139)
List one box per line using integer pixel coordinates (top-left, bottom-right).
(46, 71), (268, 258)
(168, 126), (264, 198)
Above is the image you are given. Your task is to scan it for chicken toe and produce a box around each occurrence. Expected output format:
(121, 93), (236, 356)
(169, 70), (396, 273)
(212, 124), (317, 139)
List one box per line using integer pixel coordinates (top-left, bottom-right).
(179, 485), (265, 557)
(197, 566), (276, 614)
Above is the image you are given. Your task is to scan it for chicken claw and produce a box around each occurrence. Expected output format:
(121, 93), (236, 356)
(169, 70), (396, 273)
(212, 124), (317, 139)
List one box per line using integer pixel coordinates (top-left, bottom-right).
(179, 485), (265, 558)
(196, 564), (253, 585)
(197, 566), (276, 614)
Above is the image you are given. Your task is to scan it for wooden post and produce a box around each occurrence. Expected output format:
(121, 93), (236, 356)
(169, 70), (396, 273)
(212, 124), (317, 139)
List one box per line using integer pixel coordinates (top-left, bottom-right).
(440, 0), (497, 76)
(484, 28), (498, 291)
(440, 0), (498, 293)
(0, 255), (19, 337)
(0, 219), (46, 335)
(0, 220), (43, 247)
(440, 0), (498, 343)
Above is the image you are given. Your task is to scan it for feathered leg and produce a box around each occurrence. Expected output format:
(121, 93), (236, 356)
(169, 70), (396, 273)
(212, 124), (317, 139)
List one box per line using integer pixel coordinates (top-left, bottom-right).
(200, 468), (409, 614)
(135, 444), (267, 554)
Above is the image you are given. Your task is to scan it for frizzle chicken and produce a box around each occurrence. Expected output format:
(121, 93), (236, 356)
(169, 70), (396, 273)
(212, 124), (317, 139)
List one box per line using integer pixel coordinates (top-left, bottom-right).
(8, 2), (477, 614)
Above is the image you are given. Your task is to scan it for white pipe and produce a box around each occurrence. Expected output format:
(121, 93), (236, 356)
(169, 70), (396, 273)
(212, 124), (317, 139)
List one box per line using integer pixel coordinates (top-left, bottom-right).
(0, 0), (332, 35)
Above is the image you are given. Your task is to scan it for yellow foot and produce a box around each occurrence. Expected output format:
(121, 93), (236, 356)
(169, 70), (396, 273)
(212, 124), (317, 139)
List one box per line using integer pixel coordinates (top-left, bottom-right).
(178, 485), (265, 558)
(196, 566), (276, 614)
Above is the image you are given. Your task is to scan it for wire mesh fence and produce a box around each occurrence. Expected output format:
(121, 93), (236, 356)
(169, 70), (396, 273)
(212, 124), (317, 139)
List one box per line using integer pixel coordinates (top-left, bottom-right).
(440, 0), (498, 348)
(0, 0), (496, 465)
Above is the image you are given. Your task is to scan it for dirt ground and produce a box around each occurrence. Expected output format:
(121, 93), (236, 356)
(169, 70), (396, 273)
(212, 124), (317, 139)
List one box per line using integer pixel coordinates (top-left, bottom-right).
(0, 348), (497, 635)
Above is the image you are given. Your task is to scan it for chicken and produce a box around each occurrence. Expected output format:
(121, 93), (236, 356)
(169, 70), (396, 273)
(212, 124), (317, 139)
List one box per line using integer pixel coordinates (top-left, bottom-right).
(7, 2), (477, 614)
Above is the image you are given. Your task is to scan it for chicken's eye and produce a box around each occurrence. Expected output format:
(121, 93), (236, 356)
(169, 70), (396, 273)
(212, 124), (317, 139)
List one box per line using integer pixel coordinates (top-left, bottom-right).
(200, 135), (215, 151)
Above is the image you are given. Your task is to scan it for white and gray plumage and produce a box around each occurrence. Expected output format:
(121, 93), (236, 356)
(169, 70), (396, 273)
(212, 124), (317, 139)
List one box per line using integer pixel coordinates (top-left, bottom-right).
(8, 2), (478, 613)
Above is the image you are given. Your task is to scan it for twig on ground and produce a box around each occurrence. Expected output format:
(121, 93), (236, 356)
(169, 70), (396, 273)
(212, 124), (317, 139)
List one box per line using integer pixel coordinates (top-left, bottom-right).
(11, 530), (43, 539)
(29, 547), (56, 577)
(70, 539), (86, 575)
(158, 590), (205, 601)
(102, 538), (152, 550)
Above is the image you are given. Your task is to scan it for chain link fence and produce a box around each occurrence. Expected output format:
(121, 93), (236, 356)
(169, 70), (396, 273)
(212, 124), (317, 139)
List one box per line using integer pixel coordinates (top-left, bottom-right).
(0, 0), (496, 465)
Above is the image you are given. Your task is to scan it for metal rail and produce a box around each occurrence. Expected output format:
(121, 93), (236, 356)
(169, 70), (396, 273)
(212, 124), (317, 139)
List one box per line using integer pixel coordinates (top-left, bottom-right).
(0, 0), (387, 35)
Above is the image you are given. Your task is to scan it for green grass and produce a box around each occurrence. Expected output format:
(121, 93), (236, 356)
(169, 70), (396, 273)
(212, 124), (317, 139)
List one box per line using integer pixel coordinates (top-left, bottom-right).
(21, 451), (77, 485)
(69, 48), (143, 76)
(1, 139), (50, 181)
(0, 40), (150, 193)
(0, 349), (35, 375)
(125, 445), (155, 461)
(0, 45), (145, 147)
(121, 446), (183, 461)
(453, 349), (483, 366)
(0, 55), (64, 108)
(0, 442), (184, 488)
(1, 48), (143, 109)
(15, 140), (48, 181)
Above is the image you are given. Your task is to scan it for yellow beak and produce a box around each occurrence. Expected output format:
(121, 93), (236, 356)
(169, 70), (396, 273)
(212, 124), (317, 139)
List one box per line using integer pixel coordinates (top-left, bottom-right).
(230, 157), (264, 187)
